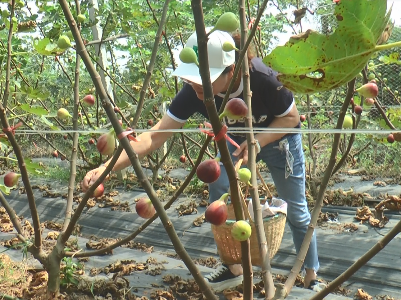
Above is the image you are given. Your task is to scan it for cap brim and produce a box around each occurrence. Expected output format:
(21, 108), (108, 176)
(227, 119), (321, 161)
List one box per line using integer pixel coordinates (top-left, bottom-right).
(171, 63), (225, 85)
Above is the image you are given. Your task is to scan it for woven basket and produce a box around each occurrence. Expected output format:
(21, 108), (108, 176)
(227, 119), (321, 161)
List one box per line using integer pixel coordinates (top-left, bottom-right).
(211, 200), (286, 266)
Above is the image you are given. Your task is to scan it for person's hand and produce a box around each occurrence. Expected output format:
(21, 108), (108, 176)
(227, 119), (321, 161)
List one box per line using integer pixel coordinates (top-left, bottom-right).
(81, 165), (108, 192)
(232, 141), (248, 165)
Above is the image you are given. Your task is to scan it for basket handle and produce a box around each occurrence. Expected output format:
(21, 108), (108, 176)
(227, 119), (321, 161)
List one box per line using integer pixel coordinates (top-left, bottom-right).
(256, 168), (273, 199)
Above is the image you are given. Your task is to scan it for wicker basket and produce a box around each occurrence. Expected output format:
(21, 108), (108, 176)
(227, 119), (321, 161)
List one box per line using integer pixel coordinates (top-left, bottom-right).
(211, 200), (286, 266)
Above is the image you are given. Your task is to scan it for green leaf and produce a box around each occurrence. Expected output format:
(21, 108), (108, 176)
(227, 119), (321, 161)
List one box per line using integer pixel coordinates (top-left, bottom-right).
(25, 158), (44, 174)
(33, 38), (66, 56)
(0, 184), (11, 195)
(40, 115), (59, 130)
(20, 104), (48, 116)
(142, 98), (161, 117)
(379, 52), (401, 65)
(263, 0), (391, 94)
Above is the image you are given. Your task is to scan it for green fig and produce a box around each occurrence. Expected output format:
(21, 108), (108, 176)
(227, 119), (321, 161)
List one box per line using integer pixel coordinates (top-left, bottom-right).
(222, 41), (238, 52)
(212, 12), (239, 33)
(342, 115), (353, 129)
(179, 47), (199, 66)
(231, 220), (252, 241)
(57, 35), (72, 49)
(57, 108), (72, 120)
(77, 14), (86, 23)
(238, 168), (251, 185)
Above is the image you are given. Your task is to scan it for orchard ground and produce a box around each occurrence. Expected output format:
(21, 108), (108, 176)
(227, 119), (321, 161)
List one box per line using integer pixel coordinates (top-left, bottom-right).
(1, 158), (401, 299)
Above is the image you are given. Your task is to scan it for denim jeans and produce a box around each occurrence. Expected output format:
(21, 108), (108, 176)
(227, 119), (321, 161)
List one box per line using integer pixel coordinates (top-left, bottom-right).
(209, 133), (320, 272)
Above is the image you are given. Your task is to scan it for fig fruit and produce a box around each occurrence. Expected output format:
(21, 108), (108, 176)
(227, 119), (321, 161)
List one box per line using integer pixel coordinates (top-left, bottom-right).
(135, 197), (156, 219)
(342, 115), (353, 129)
(364, 98), (375, 106)
(355, 82), (378, 98)
(222, 41), (238, 52)
(219, 98), (248, 120)
(82, 94), (95, 106)
(93, 183), (104, 197)
(196, 158), (221, 183)
(57, 108), (71, 120)
(179, 47), (199, 66)
(96, 131), (116, 155)
(57, 35), (72, 49)
(231, 220), (252, 241)
(147, 119), (153, 126)
(238, 168), (251, 185)
(52, 150), (58, 158)
(77, 14), (86, 23)
(205, 193), (229, 226)
(4, 172), (20, 187)
(213, 12), (239, 33)
(300, 115), (306, 122)
(179, 155), (186, 163)
(387, 134), (395, 143)
(354, 105), (363, 115)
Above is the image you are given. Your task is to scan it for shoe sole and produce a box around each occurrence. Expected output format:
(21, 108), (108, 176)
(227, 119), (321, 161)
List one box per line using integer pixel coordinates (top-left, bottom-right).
(206, 275), (244, 292)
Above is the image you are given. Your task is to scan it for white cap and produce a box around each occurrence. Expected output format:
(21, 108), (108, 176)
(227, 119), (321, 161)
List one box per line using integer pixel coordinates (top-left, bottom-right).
(171, 28), (236, 85)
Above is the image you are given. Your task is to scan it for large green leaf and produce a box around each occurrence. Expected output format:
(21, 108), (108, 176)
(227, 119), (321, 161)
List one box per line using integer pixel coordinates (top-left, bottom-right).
(20, 104), (48, 116)
(263, 0), (391, 94)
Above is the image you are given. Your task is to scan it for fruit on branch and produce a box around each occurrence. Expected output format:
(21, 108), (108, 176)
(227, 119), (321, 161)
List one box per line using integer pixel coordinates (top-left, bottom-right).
(88, 138), (95, 145)
(135, 197), (156, 219)
(82, 94), (95, 106)
(368, 73), (375, 81)
(196, 158), (221, 183)
(114, 106), (120, 113)
(93, 183), (104, 197)
(238, 168), (251, 185)
(350, 98), (354, 106)
(355, 82), (378, 98)
(52, 150), (58, 158)
(300, 115), (306, 122)
(179, 155), (186, 163)
(342, 115), (353, 129)
(231, 220), (252, 241)
(219, 98), (248, 120)
(213, 12), (239, 33)
(205, 193), (229, 226)
(77, 14), (86, 23)
(57, 35), (72, 49)
(354, 105), (363, 115)
(364, 98), (375, 106)
(393, 132), (401, 142)
(222, 41), (238, 52)
(63, 134), (68, 140)
(387, 134), (395, 143)
(147, 119), (153, 126)
(60, 155), (66, 161)
(4, 172), (21, 187)
(179, 47), (199, 66)
(57, 108), (71, 120)
(96, 131), (116, 155)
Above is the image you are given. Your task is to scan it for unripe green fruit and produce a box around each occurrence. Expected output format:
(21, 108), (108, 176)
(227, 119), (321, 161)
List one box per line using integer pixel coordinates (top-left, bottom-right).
(231, 220), (252, 241)
(57, 108), (71, 120)
(57, 35), (72, 49)
(368, 73), (375, 80)
(222, 41), (238, 52)
(1, 10), (10, 18)
(342, 115), (353, 129)
(77, 14), (86, 23)
(238, 168), (251, 185)
(179, 47), (198, 65)
(214, 12), (239, 33)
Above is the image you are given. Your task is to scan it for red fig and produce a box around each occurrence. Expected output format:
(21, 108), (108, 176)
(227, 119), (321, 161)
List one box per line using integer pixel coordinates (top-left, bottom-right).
(52, 150), (58, 158)
(135, 197), (156, 219)
(219, 98), (248, 120)
(96, 131), (116, 155)
(114, 106), (120, 113)
(354, 105), (363, 115)
(205, 193), (229, 226)
(196, 158), (221, 183)
(93, 183), (104, 197)
(147, 119), (153, 126)
(63, 134), (68, 140)
(300, 115), (306, 122)
(364, 98), (375, 106)
(179, 155), (186, 163)
(387, 134), (395, 143)
(355, 82), (378, 98)
(4, 172), (20, 187)
(82, 94), (95, 106)
(88, 138), (95, 145)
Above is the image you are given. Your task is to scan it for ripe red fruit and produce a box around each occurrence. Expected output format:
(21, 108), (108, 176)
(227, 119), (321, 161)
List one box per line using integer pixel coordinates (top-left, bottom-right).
(147, 119), (153, 126)
(300, 115), (306, 122)
(96, 132), (116, 155)
(135, 197), (156, 219)
(52, 150), (58, 158)
(60, 155), (66, 161)
(88, 138), (95, 145)
(205, 193), (229, 226)
(350, 98), (354, 106)
(219, 98), (248, 120)
(179, 155), (186, 163)
(387, 134), (395, 143)
(196, 159), (221, 183)
(118, 119), (123, 126)
(63, 134), (68, 140)
(355, 82), (379, 98)
(4, 172), (20, 187)
(82, 94), (95, 106)
(93, 183), (104, 197)
(364, 98), (375, 106)
(354, 105), (363, 115)
(114, 106), (120, 113)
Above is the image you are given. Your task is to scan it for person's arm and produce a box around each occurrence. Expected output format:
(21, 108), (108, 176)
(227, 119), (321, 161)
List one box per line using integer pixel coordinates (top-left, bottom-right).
(104, 113), (185, 172)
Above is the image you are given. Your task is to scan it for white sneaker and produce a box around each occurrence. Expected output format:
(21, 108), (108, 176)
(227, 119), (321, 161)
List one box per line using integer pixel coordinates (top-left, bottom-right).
(204, 264), (243, 292)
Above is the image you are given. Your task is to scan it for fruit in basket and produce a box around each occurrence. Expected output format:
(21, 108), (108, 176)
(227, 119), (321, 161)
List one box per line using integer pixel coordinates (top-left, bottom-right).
(205, 193), (229, 226)
(237, 168), (251, 185)
(135, 197), (156, 219)
(231, 220), (252, 241)
(219, 98), (248, 120)
(196, 158), (221, 183)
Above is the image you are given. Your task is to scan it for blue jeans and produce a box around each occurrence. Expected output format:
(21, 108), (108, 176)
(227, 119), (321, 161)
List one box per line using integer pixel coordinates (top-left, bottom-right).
(209, 133), (320, 272)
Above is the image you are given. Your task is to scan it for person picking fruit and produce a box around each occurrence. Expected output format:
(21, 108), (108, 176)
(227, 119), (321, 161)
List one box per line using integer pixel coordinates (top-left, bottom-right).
(81, 27), (321, 292)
